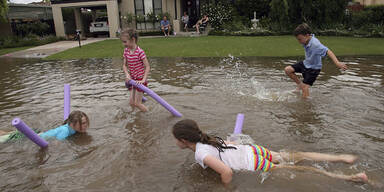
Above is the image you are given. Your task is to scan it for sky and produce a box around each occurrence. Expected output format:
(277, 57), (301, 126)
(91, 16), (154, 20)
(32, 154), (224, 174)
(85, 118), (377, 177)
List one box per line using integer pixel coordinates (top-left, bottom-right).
(10, 0), (42, 4)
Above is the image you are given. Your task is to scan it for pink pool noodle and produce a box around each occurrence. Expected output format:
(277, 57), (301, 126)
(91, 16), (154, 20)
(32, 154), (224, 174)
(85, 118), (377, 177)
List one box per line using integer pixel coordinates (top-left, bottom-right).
(12, 118), (48, 148)
(64, 84), (70, 120)
(233, 113), (244, 134)
(128, 80), (182, 117)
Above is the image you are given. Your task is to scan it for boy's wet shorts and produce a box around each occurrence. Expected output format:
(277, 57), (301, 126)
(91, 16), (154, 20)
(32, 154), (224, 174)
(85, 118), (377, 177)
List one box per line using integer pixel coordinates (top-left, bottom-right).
(291, 61), (321, 86)
(125, 77), (148, 93)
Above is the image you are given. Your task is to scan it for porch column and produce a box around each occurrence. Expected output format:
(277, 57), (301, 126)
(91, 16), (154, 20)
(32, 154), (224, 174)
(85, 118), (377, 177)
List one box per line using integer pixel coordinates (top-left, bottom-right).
(52, 5), (65, 37)
(74, 8), (85, 38)
(106, 0), (119, 38)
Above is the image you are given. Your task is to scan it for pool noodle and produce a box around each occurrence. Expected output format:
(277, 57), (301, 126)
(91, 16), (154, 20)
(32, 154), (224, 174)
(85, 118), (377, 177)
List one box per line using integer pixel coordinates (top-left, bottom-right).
(64, 84), (70, 120)
(11, 118), (48, 148)
(233, 113), (244, 134)
(128, 80), (182, 117)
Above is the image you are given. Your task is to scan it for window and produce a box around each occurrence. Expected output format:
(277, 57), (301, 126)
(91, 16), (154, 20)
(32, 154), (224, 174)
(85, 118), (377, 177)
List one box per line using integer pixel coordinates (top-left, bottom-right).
(135, 0), (145, 15)
(134, 0), (163, 30)
(153, 0), (162, 15)
(134, 0), (162, 15)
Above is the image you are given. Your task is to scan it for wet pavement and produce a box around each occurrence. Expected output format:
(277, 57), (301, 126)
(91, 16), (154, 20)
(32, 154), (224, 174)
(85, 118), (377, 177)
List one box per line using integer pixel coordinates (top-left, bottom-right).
(1, 38), (107, 59)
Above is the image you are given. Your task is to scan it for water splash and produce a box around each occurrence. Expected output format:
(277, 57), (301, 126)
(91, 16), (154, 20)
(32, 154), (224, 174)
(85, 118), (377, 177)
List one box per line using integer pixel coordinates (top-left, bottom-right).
(215, 55), (296, 102)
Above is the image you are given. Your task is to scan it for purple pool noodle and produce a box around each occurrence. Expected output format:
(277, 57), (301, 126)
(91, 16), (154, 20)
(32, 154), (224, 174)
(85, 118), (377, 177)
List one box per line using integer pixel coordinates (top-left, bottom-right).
(124, 82), (149, 102)
(233, 113), (244, 134)
(129, 80), (182, 117)
(64, 84), (70, 120)
(12, 118), (48, 148)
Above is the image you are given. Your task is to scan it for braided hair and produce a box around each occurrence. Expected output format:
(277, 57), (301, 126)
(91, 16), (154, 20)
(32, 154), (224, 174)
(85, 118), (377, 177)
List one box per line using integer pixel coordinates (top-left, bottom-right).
(172, 119), (236, 159)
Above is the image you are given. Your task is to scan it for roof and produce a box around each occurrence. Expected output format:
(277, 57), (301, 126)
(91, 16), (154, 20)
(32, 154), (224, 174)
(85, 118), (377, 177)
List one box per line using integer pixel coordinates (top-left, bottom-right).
(8, 3), (53, 20)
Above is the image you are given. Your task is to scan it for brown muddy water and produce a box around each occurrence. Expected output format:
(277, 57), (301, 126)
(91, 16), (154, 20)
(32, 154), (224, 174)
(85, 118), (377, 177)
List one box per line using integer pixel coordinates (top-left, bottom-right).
(0, 56), (383, 192)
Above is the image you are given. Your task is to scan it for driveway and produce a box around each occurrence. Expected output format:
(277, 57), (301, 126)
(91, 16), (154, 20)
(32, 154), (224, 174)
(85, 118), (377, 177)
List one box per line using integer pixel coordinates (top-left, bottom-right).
(1, 38), (108, 59)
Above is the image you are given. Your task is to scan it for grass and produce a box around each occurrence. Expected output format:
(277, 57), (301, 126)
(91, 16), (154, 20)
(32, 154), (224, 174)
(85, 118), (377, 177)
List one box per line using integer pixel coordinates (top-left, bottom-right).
(0, 46), (33, 56)
(45, 36), (384, 60)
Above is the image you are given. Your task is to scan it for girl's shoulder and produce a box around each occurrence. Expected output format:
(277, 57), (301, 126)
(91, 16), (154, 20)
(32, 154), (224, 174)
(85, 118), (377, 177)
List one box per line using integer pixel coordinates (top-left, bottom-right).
(136, 46), (145, 53)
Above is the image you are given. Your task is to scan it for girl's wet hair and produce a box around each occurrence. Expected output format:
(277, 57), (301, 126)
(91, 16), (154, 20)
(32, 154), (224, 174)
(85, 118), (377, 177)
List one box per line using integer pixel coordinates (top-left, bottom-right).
(120, 28), (139, 42)
(173, 119), (236, 154)
(64, 110), (89, 129)
(293, 23), (312, 36)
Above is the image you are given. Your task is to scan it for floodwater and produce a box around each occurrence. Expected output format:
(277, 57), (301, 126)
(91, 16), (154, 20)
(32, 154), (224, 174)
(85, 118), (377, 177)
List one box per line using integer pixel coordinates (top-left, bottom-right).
(0, 56), (383, 192)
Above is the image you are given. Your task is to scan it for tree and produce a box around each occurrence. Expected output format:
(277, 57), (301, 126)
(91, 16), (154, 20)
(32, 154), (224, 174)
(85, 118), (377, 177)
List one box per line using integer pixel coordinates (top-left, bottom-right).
(233, 0), (270, 20)
(0, 0), (8, 23)
(269, 0), (289, 30)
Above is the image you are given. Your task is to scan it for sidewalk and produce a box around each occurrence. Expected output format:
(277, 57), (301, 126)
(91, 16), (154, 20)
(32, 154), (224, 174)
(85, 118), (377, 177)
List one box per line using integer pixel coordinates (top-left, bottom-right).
(1, 38), (107, 59)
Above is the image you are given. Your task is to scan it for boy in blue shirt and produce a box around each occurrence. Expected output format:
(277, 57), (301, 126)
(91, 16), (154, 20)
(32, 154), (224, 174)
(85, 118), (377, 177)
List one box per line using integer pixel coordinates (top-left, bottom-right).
(284, 23), (347, 99)
(160, 16), (171, 36)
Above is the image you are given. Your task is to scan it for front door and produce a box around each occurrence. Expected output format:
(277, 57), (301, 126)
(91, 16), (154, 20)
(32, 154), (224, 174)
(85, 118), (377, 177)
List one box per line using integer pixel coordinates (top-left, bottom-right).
(182, 0), (200, 27)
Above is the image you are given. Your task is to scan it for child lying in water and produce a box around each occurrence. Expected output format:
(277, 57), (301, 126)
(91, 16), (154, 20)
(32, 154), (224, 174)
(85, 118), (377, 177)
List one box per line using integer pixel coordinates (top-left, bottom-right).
(0, 111), (89, 142)
(172, 119), (369, 185)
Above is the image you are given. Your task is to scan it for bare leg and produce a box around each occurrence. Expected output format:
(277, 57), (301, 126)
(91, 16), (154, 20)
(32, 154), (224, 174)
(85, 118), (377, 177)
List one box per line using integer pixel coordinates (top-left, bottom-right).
(0, 130), (13, 136)
(134, 91), (148, 112)
(285, 66), (301, 90)
(129, 89), (136, 111)
(274, 165), (369, 183)
(161, 28), (166, 36)
(301, 83), (310, 99)
(271, 151), (358, 164)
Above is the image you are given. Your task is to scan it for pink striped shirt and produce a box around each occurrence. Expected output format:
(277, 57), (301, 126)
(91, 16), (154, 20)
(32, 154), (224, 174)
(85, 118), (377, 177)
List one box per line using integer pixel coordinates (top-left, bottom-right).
(123, 46), (147, 79)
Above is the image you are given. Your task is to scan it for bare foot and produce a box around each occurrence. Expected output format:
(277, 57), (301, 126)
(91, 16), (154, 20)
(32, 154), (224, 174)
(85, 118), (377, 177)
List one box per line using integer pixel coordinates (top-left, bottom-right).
(349, 172), (368, 183)
(292, 85), (301, 92)
(339, 154), (358, 164)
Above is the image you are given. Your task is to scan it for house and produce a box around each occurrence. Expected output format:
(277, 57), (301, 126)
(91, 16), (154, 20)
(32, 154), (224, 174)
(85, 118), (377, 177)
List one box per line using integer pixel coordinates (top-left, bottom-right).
(51, 0), (205, 38)
(354, 0), (384, 5)
(0, 3), (53, 37)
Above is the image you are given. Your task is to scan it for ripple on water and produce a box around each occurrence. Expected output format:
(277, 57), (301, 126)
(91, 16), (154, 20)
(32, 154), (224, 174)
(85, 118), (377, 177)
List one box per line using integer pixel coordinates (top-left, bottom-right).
(0, 56), (383, 191)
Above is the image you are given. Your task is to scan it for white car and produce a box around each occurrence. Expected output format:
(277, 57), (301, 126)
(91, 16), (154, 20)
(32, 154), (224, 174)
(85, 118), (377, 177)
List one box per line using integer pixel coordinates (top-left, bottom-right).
(89, 17), (109, 36)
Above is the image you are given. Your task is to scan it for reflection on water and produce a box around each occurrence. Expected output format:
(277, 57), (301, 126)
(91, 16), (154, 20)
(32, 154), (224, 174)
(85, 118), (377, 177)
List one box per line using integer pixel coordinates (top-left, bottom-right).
(0, 56), (383, 191)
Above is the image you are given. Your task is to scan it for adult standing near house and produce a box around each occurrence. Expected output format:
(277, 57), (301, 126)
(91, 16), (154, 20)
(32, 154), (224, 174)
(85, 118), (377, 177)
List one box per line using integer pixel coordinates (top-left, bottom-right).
(160, 16), (172, 37)
(181, 11), (189, 32)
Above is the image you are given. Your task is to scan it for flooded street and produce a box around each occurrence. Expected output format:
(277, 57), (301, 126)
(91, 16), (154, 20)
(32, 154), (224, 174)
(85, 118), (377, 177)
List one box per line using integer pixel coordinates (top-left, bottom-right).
(0, 56), (383, 192)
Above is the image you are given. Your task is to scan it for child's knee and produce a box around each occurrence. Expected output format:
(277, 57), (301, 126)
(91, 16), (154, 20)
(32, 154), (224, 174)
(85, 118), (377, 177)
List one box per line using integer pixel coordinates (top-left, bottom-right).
(284, 66), (293, 74)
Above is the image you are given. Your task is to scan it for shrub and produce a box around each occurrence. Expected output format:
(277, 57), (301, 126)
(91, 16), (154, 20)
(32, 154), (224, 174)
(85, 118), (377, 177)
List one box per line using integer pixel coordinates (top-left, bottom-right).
(0, 35), (65, 49)
(201, 0), (233, 30)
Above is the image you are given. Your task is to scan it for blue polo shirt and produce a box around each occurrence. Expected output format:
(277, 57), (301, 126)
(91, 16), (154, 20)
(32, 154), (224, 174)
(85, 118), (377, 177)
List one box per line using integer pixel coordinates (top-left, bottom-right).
(303, 34), (328, 70)
(40, 124), (76, 140)
(161, 20), (170, 28)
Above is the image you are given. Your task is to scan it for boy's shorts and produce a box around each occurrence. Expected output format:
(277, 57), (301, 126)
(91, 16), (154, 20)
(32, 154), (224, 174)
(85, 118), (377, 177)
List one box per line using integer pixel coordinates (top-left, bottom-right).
(125, 78), (148, 93)
(291, 61), (321, 86)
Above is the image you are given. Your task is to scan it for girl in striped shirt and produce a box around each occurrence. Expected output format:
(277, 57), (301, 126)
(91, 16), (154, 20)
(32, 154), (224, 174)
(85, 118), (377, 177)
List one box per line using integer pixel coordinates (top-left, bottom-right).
(172, 119), (369, 185)
(121, 29), (150, 112)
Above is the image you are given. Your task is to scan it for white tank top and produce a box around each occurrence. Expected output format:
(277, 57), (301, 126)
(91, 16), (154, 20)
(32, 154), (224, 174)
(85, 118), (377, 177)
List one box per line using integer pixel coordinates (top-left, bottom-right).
(194, 142), (254, 171)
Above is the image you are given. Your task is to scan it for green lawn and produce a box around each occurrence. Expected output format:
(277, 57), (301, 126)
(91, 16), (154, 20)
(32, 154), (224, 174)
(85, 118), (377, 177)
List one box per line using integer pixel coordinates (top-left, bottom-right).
(0, 46), (33, 56)
(45, 36), (384, 60)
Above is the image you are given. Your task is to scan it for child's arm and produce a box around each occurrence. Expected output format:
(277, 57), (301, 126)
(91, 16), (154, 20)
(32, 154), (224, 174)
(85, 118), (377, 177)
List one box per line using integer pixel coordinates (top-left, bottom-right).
(138, 58), (150, 84)
(122, 58), (131, 81)
(327, 49), (347, 70)
(203, 155), (233, 184)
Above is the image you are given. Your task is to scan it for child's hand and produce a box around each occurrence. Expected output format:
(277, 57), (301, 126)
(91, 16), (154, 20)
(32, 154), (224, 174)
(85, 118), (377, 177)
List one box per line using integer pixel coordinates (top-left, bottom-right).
(136, 79), (146, 84)
(337, 62), (347, 70)
(125, 76), (131, 82)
